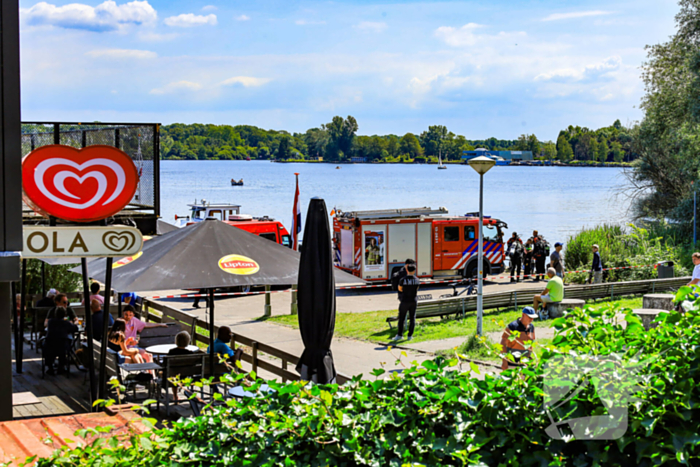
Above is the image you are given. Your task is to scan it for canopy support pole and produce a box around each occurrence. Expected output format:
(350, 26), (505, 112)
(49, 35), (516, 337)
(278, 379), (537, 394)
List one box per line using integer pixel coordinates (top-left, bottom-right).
(264, 285), (271, 317)
(41, 262), (46, 298)
(15, 259), (26, 373)
(291, 284), (298, 315)
(208, 288), (215, 379)
(81, 258), (97, 407)
(98, 258), (114, 401)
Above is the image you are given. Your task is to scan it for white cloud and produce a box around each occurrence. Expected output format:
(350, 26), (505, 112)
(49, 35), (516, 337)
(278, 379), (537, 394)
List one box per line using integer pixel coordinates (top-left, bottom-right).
(150, 80), (202, 94)
(221, 76), (272, 87)
(295, 19), (325, 25)
(535, 56), (622, 82)
(86, 48), (156, 59)
(164, 13), (216, 27)
(355, 21), (387, 33)
(235, 15), (250, 21)
(434, 23), (485, 47)
(138, 31), (178, 41)
(21, 0), (157, 32)
(542, 10), (613, 22)
(201, 5), (217, 12)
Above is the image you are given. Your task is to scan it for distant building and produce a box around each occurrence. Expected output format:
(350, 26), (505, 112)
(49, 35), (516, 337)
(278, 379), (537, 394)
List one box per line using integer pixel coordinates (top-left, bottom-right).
(350, 156), (367, 163)
(461, 148), (534, 162)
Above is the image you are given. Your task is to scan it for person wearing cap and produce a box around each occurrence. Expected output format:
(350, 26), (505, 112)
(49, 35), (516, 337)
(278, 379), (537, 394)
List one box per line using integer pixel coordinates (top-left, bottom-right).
(507, 232), (523, 283)
(550, 242), (565, 279)
(500, 307), (537, 370)
(590, 245), (603, 284)
(533, 268), (564, 314)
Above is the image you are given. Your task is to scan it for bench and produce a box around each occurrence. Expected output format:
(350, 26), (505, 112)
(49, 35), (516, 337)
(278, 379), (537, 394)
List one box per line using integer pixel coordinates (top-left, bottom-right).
(138, 322), (182, 348)
(386, 295), (464, 328)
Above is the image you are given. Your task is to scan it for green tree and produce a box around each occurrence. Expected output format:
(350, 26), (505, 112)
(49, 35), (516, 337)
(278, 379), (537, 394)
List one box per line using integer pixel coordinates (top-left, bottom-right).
(543, 141), (557, 160)
(276, 135), (292, 160)
(421, 125), (449, 158)
(556, 135), (574, 162)
(596, 138), (609, 162)
(527, 134), (540, 156)
(611, 141), (624, 163)
(399, 133), (422, 158)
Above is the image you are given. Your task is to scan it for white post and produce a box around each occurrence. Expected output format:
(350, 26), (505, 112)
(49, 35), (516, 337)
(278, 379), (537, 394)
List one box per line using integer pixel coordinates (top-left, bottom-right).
(477, 173), (484, 336)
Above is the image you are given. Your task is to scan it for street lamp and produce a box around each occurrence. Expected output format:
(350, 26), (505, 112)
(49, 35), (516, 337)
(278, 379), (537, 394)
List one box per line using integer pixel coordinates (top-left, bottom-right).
(468, 156), (496, 336)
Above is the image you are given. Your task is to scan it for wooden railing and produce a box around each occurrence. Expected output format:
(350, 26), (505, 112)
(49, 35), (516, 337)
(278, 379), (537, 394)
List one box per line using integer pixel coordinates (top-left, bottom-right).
(141, 298), (351, 385)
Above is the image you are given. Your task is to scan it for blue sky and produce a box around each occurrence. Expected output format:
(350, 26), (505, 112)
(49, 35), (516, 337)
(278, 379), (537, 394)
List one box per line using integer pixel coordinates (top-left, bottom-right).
(19, 0), (679, 140)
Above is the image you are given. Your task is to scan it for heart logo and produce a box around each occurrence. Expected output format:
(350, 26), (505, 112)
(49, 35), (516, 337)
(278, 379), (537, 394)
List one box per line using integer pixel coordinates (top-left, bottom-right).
(102, 230), (137, 253)
(22, 145), (139, 223)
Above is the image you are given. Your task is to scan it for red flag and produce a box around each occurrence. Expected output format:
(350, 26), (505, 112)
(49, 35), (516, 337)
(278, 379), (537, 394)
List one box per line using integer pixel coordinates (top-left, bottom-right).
(291, 173), (301, 250)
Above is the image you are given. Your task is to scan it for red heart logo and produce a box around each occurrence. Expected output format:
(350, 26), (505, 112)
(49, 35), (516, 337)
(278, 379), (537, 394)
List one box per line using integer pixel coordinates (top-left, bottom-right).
(22, 145), (139, 222)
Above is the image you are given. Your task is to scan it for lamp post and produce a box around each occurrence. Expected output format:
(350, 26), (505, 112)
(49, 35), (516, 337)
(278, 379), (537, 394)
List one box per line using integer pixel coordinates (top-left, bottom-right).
(468, 156), (496, 336)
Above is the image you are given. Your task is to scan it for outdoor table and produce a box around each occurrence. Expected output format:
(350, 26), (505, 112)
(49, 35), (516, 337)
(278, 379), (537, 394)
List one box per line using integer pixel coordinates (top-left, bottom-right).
(145, 344), (200, 355)
(228, 384), (274, 399)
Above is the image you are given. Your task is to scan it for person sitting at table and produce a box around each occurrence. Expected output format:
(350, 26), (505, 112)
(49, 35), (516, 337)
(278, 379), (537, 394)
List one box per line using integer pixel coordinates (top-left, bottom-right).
(108, 330), (144, 364)
(123, 305), (167, 342)
(109, 318), (154, 364)
(90, 299), (113, 342)
(44, 307), (78, 375)
(37, 288), (57, 308)
(208, 326), (235, 361)
(169, 331), (194, 356)
(168, 331), (195, 402)
(45, 293), (78, 328)
(82, 282), (104, 305)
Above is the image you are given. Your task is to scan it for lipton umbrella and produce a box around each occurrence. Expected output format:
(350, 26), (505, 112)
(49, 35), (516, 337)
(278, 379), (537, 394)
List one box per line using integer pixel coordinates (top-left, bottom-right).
(76, 219), (363, 385)
(295, 198), (336, 384)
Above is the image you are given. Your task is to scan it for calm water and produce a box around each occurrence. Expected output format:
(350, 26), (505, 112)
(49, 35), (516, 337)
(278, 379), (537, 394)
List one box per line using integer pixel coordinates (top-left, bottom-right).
(160, 161), (632, 244)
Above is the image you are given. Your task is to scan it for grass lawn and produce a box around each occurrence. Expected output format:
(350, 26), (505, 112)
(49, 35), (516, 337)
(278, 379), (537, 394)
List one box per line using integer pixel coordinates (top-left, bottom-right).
(263, 293), (649, 349)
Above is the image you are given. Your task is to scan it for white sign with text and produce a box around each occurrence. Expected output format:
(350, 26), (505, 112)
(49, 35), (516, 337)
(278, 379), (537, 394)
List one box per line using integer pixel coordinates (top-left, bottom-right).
(22, 226), (143, 258)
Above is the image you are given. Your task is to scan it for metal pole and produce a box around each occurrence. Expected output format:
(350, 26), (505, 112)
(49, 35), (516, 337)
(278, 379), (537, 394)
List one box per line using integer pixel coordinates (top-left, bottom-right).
(16, 259), (26, 373)
(264, 285), (272, 317)
(81, 259), (97, 406)
(208, 288), (215, 377)
(41, 262), (46, 297)
(477, 173), (484, 336)
(0, 283), (13, 421)
(98, 258), (113, 400)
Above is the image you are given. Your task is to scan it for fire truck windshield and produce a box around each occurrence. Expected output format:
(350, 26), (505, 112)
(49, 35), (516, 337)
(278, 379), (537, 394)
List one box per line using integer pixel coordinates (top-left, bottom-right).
(483, 225), (500, 242)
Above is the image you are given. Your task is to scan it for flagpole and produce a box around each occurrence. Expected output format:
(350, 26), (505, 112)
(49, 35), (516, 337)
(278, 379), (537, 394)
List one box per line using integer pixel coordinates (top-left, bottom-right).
(293, 173), (301, 251)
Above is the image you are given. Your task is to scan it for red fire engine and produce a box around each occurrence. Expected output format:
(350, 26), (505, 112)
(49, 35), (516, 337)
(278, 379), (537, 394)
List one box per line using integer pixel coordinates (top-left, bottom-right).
(333, 207), (507, 281)
(178, 201), (292, 247)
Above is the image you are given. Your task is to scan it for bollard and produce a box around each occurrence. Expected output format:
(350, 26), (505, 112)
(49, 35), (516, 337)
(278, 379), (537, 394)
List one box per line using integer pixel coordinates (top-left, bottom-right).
(514, 291), (518, 310)
(291, 284), (298, 315)
(264, 285), (272, 317)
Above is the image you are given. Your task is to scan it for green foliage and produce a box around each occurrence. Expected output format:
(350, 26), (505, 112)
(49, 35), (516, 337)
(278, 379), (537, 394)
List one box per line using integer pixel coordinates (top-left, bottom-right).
(23, 259), (80, 296)
(564, 224), (689, 284)
(556, 135), (574, 162)
(32, 295), (700, 466)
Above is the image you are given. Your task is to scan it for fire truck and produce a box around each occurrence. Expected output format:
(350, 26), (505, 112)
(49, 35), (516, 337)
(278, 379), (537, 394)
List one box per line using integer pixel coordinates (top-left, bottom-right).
(176, 200), (292, 248)
(333, 207), (507, 281)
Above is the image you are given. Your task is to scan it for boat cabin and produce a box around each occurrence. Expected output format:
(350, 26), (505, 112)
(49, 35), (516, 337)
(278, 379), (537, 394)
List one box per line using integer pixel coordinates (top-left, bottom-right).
(178, 200), (242, 226)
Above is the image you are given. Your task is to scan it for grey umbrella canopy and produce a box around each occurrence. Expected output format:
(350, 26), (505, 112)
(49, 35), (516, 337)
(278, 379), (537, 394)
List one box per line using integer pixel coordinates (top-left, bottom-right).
(296, 198), (336, 384)
(77, 219), (363, 292)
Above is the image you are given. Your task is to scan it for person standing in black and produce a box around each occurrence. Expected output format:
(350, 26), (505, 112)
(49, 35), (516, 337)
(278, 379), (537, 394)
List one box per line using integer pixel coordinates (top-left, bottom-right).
(392, 263), (420, 342)
(531, 231), (546, 282)
(507, 232), (523, 283)
(44, 307), (78, 375)
(391, 258), (416, 300)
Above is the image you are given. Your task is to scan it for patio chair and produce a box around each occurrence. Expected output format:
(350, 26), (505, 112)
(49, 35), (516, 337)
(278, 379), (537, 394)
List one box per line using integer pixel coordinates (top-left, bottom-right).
(158, 353), (207, 416)
(92, 339), (161, 401)
(138, 322), (181, 349)
(40, 337), (71, 379)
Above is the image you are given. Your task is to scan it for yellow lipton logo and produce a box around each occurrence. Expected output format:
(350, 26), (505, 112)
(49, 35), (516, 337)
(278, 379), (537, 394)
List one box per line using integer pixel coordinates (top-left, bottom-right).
(218, 254), (260, 275)
(112, 251), (142, 269)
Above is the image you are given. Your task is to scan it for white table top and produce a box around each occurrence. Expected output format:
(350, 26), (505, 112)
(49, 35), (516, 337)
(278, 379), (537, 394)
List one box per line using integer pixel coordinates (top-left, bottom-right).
(145, 344), (200, 355)
(228, 384), (274, 399)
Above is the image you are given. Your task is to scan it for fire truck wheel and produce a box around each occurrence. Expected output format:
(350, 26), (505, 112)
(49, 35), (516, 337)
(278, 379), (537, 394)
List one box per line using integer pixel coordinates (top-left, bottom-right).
(464, 263), (478, 279)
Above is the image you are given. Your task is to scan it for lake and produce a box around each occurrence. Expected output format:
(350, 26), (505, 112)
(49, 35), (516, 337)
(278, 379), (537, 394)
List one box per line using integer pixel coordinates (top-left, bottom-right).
(160, 161), (632, 244)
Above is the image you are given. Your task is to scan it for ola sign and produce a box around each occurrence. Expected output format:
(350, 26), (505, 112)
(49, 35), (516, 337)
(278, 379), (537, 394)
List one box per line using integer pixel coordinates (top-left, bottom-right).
(22, 145), (139, 223)
(218, 254), (260, 275)
(23, 226), (143, 258)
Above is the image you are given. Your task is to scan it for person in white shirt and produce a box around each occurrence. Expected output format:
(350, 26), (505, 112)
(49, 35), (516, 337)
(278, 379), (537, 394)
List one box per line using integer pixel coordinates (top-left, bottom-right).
(688, 252), (700, 287)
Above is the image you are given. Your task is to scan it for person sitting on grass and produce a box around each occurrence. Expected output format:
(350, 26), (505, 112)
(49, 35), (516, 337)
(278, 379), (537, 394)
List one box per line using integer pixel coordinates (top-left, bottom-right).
(533, 267), (564, 315)
(500, 307), (538, 370)
(168, 331), (195, 402)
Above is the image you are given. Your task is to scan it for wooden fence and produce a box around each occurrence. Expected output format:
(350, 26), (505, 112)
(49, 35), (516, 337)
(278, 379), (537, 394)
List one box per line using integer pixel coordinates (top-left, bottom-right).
(416, 276), (690, 318)
(141, 299), (351, 385)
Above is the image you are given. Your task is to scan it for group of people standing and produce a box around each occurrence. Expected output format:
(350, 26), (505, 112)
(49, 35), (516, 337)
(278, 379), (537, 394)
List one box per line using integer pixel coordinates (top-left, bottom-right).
(506, 230), (556, 282)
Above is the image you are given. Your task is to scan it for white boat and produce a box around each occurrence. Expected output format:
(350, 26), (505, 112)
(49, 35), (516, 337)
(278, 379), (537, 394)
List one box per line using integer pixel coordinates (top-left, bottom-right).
(174, 199), (242, 227)
(438, 152), (447, 170)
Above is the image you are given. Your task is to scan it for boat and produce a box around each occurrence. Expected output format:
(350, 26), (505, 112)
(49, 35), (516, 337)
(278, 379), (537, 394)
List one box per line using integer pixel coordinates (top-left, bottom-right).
(438, 152), (447, 170)
(491, 156), (510, 166)
(174, 200), (242, 227)
(231, 179), (244, 186)
(336, 166), (341, 169)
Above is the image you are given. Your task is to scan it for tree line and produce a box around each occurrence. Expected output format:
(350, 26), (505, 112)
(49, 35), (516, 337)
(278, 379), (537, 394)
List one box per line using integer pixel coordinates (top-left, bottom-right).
(160, 118), (636, 163)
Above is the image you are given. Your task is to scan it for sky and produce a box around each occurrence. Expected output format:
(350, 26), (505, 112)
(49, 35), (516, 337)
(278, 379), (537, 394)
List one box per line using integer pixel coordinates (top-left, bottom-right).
(18, 0), (680, 140)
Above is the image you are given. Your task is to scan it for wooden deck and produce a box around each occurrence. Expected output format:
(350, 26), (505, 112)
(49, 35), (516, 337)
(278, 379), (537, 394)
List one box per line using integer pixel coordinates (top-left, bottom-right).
(11, 337), (91, 420)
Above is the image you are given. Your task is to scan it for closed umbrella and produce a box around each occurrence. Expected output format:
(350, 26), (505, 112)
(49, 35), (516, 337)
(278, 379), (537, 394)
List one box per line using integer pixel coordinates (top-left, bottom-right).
(296, 198), (336, 384)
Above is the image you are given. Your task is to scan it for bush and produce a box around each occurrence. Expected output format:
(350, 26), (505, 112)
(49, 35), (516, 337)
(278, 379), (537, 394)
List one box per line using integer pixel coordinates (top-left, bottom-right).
(33, 292), (700, 466)
(564, 224), (689, 284)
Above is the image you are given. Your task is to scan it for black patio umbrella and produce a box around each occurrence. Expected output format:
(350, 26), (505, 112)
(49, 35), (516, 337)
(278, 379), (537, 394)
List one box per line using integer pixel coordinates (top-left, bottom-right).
(295, 198), (337, 384)
(75, 219), (362, 391)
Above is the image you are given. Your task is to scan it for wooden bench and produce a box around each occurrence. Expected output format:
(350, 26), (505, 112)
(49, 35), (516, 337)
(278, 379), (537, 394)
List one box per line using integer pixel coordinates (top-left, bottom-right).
(386, 295), (466, 328)
(138, 323), (182, 348)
